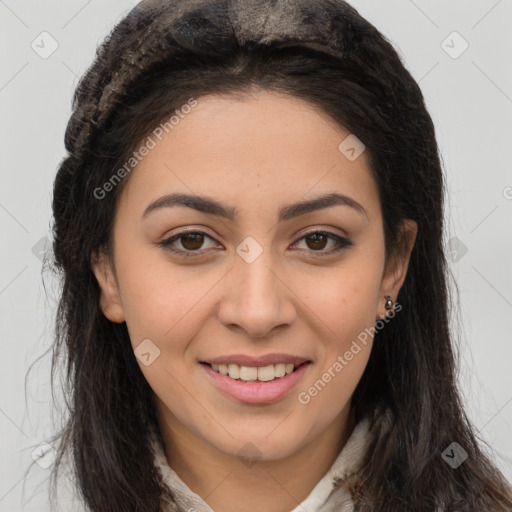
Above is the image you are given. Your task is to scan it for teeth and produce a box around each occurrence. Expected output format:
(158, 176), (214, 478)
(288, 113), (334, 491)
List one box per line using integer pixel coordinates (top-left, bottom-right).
(210, 362), (297, 381)
(227, 364), (240, 379)
(240, 366), (258, 380)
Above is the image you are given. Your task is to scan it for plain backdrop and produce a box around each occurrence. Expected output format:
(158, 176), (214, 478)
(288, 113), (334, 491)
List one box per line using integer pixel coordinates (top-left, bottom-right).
(1, 0), (511, 510)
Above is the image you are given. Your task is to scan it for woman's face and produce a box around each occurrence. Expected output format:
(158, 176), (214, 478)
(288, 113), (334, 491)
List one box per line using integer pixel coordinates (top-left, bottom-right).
(92, 90), (416, 461)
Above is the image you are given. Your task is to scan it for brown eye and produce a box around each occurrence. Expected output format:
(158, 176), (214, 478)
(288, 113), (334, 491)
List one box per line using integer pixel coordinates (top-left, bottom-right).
(159, 229), (352, 259)
(179, 233), (206, 251)
(293, 231), (353, 255)
(304, 233), (329, 251)
(159, 231), (218, 257)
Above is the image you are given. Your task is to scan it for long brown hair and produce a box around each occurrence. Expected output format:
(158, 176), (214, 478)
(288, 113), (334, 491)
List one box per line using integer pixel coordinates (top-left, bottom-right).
(36, 0), (512, 510)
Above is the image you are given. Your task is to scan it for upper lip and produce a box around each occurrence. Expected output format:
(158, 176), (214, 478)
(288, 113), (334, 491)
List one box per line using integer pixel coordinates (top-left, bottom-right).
(201, 353), (311, 368)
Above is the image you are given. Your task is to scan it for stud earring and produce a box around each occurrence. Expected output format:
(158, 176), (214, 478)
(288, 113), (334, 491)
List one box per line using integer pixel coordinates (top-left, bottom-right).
(384, 295), (395, 311)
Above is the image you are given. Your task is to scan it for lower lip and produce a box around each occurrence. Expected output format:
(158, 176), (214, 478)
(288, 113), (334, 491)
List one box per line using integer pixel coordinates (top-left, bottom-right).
(200, 362), (312, 404)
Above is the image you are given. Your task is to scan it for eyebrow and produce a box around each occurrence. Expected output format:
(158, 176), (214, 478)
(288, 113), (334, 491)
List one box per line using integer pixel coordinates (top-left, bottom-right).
(141, 192), (369, 222)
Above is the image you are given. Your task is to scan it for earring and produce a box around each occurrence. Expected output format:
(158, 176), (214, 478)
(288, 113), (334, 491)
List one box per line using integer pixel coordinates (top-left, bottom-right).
(384, 295), (395, 311)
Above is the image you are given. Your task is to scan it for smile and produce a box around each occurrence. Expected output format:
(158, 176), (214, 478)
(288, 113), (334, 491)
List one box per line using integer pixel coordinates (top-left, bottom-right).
(200, 361), (312, 404)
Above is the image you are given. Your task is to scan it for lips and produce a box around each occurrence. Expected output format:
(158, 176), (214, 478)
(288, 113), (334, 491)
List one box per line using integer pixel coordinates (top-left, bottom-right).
(200, 359), (312, 404)
(201, 353), (311, 367)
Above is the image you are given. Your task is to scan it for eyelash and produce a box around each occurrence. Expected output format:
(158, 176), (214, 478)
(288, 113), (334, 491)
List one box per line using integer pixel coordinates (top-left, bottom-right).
(158, 229), (353, 258)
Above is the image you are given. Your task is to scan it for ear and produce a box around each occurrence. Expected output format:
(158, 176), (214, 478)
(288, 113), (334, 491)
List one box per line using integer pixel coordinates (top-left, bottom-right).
(91, 249), (125, 323)
(377, 219), (417, 320)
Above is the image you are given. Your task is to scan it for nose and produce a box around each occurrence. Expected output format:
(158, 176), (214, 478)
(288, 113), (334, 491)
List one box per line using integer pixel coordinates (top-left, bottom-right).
(216, 249), (297, 338)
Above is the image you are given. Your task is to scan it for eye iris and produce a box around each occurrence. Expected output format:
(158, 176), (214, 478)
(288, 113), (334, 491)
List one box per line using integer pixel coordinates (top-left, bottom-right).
(181, 233), (204, 250)
(306, 233), (328, 250)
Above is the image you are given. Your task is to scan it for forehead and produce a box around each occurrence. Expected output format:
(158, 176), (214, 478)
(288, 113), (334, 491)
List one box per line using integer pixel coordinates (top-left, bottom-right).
(118, 90), (380, 222)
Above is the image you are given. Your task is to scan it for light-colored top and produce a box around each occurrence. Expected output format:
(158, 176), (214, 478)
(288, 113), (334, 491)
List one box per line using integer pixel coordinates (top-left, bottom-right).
(150, 406), (391, 511)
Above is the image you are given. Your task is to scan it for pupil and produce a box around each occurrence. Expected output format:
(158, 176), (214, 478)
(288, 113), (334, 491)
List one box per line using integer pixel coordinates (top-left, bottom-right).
(182, 233), (204, 250)
(307, 233), (327, 250)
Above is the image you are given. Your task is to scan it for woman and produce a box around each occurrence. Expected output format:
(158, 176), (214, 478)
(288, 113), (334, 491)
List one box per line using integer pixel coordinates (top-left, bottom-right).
(46, 0), (512, 510)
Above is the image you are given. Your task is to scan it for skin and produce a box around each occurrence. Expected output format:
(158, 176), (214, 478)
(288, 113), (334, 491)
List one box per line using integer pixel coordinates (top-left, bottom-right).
(92, 89), (417, 512)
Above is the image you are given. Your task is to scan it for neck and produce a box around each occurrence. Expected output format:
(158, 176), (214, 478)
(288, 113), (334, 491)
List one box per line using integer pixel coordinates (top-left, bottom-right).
(156, 401), (356, 512)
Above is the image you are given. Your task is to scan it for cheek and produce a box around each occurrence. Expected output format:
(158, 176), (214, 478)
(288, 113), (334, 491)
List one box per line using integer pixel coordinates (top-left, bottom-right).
(296, 341), (371, 433)
(296, 258), (381, 398)
(297, 276), (378, 418)
(114, 242), (210, 343)
(301, 262), (382, 336)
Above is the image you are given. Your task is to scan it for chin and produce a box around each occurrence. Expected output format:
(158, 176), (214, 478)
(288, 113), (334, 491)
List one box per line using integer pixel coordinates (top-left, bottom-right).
(207, 424), (309, 461)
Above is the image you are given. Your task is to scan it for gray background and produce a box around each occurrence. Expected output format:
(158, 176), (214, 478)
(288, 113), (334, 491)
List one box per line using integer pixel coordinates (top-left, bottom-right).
(1, 0), (511, 510)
